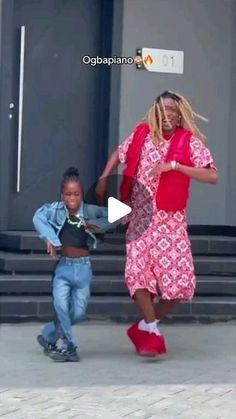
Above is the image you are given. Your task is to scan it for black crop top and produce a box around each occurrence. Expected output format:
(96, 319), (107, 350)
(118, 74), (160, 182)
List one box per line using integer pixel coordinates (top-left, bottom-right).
(59, 215), (88, 250)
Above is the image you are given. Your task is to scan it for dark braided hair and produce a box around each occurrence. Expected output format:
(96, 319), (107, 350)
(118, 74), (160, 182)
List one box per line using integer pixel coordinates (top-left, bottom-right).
(60, 167), (80, 193)
(54, 167), (82, 224)
(59, 167), (97, 230)
(155, 90), (181, 104)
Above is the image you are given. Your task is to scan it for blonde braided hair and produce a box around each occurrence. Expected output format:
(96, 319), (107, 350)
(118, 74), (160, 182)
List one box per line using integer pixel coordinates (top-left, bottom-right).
(147, 91), (208, 146)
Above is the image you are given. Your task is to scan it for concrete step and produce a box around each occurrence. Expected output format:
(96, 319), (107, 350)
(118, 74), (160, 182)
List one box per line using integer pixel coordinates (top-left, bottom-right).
(1, 231), (236, 255)
(0, 274), (236, 296)
(0, 251), (236, 275)
(100, 235), (236, 256)
(0, 252), (124, 274)
(0, 295), (235, 323)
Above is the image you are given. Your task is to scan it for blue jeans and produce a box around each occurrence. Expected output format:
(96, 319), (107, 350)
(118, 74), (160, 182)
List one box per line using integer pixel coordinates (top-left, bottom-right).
(41, 256), (92, 346)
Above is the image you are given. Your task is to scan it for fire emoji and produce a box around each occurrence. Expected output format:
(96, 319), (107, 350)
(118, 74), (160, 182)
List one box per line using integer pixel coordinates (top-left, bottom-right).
(144, 54), (153, 65)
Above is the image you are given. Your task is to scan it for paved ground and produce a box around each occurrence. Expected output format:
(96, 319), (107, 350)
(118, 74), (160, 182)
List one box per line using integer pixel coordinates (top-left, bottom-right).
(0, 321), (235, 418)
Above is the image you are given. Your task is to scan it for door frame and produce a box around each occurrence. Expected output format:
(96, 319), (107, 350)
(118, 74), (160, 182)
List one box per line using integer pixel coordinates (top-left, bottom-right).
(0, 0), (114, 230)
(0, 0), (14, 230)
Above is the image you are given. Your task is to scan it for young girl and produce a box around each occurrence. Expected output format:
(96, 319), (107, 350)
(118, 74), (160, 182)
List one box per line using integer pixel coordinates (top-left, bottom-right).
(33, 167), (112, 362)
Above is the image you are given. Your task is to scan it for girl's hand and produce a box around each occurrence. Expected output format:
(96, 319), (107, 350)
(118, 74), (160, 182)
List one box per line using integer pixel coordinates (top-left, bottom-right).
(148, 162), (172, 177)
(47, 242), (57, 257)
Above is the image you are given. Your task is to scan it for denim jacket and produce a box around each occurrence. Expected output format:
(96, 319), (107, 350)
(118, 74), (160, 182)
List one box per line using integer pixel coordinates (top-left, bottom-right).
(32, 201), (116, 249)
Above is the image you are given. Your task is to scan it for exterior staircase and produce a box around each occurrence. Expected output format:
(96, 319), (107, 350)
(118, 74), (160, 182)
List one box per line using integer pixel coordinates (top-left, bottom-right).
(0, 230), (236, 323)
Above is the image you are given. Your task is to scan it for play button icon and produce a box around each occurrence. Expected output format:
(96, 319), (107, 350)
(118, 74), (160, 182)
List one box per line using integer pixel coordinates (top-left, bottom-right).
(84, 173), (153, 243)
(108, 197), (132, 223)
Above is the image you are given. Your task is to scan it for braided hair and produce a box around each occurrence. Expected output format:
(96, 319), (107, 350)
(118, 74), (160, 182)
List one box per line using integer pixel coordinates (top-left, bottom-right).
(57, 167), (82, 213)
(147, 90), (208, 146)
(60, 167), (80, 193)
(60, 167), (98, 232)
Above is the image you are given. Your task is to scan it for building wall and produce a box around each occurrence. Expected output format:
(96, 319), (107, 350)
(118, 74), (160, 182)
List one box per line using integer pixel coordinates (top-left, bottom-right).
(226, 0), (236, 225)
(109, 0), (236, 225)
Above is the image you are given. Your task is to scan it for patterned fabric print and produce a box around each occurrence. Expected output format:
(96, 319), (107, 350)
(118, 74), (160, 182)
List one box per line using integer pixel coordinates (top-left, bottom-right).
(119, 133), (216, 300)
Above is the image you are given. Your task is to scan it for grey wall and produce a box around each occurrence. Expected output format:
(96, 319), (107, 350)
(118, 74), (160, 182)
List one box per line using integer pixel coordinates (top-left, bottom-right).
(226, 1), (236, 225)
(109, 0), (235, 225)
(108, 0), (123, 155)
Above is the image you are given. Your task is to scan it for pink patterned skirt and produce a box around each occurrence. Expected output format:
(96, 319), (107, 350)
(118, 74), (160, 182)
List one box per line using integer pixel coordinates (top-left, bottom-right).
(124, 209), (196, 301)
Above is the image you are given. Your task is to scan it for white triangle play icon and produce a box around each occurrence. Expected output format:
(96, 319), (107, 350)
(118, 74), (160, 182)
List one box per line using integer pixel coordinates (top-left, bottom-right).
(108, 197), (132, 223)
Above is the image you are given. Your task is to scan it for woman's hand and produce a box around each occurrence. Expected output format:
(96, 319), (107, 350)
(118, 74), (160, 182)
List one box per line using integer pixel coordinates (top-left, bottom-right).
(95, 149), (120, 204)
(148, 162), (172, 177)
(47, 242), (57, 257)
(95, 177), (108, 204)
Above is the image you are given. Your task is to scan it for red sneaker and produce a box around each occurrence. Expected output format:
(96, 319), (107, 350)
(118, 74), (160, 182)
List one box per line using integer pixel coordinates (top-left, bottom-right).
(127, 321), (149, 352)
(138, 333), (167, 357)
